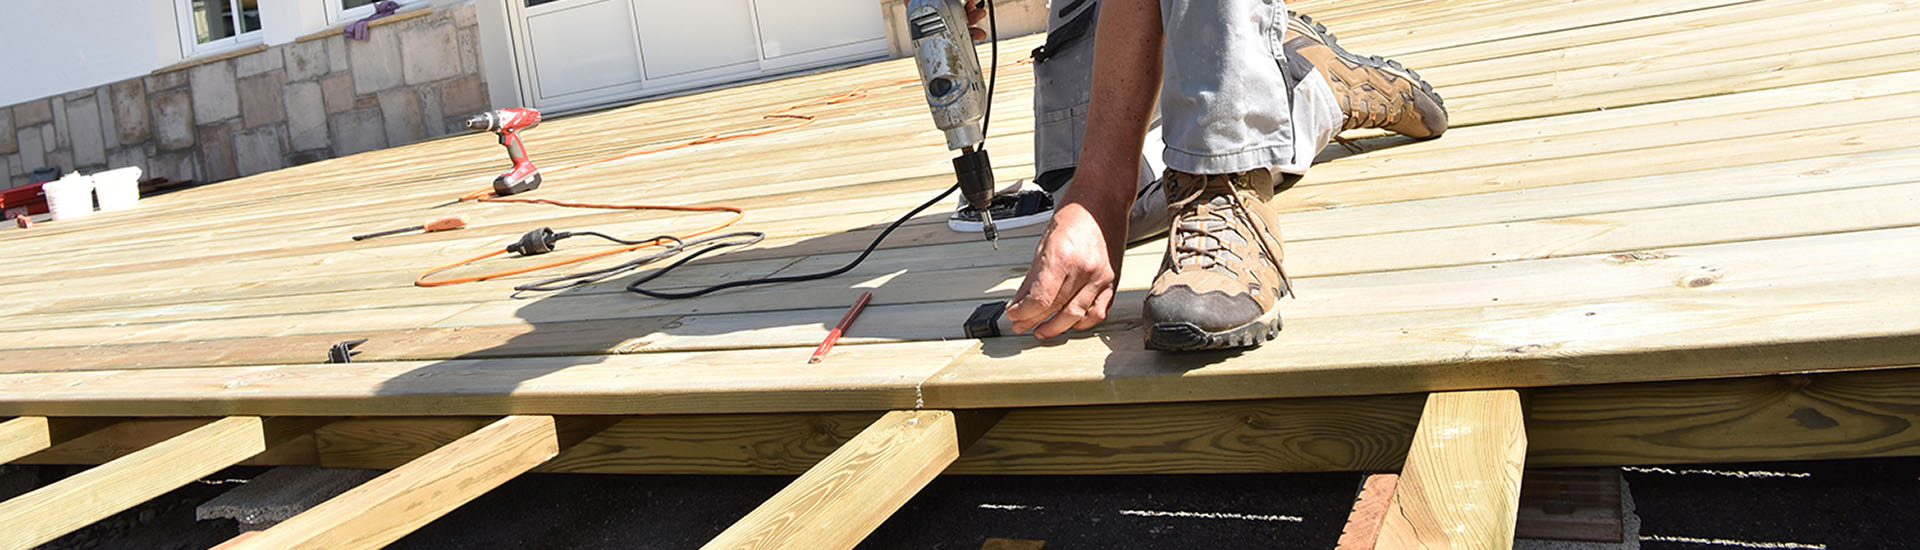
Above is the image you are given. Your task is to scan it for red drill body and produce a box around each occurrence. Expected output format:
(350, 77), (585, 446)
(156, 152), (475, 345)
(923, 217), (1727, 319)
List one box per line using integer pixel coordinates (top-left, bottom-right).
(466, 108), (544, 197)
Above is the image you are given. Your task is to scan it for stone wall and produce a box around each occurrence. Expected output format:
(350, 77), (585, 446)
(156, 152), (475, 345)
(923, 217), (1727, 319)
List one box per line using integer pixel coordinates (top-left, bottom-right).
(0, 2), (488, 189)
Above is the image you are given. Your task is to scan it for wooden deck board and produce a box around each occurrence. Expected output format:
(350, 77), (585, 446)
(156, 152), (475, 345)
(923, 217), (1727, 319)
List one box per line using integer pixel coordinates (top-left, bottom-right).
(0, 0), (1915, 423)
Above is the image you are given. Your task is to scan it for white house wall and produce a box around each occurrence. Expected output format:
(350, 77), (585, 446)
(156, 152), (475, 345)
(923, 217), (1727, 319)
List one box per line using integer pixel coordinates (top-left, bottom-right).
(0, 0), (181, 107)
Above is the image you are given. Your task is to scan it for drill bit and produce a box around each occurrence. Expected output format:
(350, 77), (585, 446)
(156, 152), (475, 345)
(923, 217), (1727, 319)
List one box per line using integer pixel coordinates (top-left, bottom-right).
(980, 210), (998, 249)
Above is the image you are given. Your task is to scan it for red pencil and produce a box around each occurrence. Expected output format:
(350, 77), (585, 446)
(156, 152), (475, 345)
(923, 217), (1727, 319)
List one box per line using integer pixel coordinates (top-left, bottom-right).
(809, 291), (873, 364)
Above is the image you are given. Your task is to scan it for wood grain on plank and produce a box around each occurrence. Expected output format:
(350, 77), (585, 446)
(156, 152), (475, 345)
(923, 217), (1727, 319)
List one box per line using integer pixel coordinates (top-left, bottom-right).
(0, 340), (971, 417)
(0, 416), (332, 550)
(705, 410), (1002, 549)
(1377, 391), (1527, 550)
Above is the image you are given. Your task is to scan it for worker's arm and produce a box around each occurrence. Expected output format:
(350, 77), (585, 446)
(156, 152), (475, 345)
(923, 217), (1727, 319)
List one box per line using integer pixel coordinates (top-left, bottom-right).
(1006, 0), (1162, 339)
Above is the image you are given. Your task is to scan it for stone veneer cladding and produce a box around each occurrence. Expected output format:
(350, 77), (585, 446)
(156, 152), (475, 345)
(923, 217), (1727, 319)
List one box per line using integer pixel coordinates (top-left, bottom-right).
(1, 2), (488, 189)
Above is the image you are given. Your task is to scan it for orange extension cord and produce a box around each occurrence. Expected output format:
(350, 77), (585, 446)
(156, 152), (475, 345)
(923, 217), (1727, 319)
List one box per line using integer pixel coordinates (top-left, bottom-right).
(413, 76), (923, 287)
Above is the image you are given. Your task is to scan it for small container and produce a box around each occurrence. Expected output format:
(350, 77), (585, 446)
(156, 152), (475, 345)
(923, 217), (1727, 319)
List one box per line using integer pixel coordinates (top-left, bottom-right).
(93, 166), (143, 211)
(42, 172), (96, 221)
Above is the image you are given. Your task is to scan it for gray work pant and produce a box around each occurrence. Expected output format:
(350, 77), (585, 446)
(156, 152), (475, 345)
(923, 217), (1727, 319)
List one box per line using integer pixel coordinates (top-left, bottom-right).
(1033, 0), (1342, 182)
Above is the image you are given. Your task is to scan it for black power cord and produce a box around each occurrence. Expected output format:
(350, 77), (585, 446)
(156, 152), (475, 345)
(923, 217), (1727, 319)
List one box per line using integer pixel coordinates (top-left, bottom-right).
(516, 0), (1001, 300)
(510, 231), (765, 294)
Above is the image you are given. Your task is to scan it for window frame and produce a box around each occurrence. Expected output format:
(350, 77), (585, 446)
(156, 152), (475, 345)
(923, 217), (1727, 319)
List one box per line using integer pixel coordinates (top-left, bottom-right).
(327, 0), (427, 25)
(174, 0), (264, 57)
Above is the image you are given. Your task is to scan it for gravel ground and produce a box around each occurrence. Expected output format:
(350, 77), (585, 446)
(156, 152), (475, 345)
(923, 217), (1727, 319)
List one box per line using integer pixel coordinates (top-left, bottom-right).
(11, 457), (1919, 549)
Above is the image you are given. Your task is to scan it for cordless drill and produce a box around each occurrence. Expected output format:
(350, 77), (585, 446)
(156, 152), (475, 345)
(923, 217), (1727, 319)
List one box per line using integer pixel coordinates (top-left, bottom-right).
(907, 0), (998, 248)
(466, 108), (543, 197)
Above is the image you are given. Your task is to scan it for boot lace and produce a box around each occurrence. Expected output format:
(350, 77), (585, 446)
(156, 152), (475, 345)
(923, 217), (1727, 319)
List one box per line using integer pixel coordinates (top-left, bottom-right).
(1165, 174), (1292, 293)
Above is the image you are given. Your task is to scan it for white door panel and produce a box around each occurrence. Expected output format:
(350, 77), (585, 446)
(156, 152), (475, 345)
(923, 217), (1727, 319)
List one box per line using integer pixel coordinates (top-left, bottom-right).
(509, 0), (888, 111)
(752, 0), (886, 62)
(523, 0), (644, 103)
(632, 0), (760, 82)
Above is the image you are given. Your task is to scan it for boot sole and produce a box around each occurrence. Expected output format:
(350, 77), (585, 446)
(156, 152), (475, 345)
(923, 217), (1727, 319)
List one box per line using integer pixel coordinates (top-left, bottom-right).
(1288, 13), (1445, 108)
(1146, 306), (1283, 352)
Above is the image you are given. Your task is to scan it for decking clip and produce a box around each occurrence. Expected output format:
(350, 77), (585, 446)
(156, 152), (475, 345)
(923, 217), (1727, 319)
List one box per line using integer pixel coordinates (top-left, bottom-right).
(328, 339), (369, 363)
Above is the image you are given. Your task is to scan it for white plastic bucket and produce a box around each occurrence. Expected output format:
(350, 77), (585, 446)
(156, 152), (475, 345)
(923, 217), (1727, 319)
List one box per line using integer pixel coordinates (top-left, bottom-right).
(43, 173), (96, 221)
(93, 167), (143, 212)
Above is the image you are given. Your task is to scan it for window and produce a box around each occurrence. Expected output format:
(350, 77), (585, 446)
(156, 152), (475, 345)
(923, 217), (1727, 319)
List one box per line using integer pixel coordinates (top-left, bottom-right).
(328, 0), (426, 24)
(177, 0), (262, 56)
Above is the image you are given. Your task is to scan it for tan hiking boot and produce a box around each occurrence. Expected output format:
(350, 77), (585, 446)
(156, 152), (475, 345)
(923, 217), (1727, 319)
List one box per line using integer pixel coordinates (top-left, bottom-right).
(1143, 169), (1290, 351)
(1285, 13), (1449, 139)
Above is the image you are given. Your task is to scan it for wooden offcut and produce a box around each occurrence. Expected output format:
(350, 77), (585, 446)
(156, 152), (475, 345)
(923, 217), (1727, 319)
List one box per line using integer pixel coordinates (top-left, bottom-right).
(0, 416), (331, 550)
(1377, 391), (1528, 549)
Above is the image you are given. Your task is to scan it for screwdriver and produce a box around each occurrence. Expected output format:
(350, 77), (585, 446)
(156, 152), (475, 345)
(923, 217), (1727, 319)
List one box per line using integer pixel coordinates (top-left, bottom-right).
(352, 215), (468, 241)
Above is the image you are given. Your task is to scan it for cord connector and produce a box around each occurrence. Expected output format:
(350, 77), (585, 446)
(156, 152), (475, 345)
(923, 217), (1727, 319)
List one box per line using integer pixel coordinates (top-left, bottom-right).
(508, 227), (565, 256)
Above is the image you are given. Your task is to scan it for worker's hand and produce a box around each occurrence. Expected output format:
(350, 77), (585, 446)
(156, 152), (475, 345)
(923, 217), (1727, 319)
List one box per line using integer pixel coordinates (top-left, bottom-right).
(965, 1), (989, 41)
(1006, 201), (1128, 340)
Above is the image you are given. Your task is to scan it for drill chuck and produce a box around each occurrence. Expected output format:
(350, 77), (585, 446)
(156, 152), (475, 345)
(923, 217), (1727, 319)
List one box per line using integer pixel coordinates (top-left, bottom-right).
(464, 112), (495, 132)
(954, 147), (998, 247)
(953, 148), (994, 211)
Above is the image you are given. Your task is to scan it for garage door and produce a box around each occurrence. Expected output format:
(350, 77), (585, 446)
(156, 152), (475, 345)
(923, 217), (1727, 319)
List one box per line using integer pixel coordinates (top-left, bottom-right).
(508, 0), (889, 112)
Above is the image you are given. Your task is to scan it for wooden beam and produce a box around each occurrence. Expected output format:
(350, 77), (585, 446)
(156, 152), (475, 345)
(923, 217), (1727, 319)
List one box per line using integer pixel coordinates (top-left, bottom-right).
(0, 416), (332, 550)
(0, 417), (120, 464)
(220, 415), (613, 550)
(17, 368), (1920, 475)
(705, 410), (1003, 549)
(1377, 390), (1527, 550)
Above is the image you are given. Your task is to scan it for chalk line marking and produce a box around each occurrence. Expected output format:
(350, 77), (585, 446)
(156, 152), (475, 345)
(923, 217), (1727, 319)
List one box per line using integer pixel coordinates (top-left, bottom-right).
(1642, 534), (1826, 549)
(1119, 509), (1305, 522)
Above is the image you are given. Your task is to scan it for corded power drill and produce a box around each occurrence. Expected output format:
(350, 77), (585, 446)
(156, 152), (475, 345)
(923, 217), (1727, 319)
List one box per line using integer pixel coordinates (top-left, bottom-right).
(466, 108), (544, 197)
(907, 0), (998, 248)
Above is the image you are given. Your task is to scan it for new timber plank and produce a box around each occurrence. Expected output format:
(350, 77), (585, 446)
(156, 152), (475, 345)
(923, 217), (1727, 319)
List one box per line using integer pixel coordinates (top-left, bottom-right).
(0, 416), (332, 550)
(222, 416), (612, 550)
(2, 234), (1918, 414)
(0, 341), (972, 416)
(1376, 391), (1527, 550)
(705, 410), (1002, 549)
